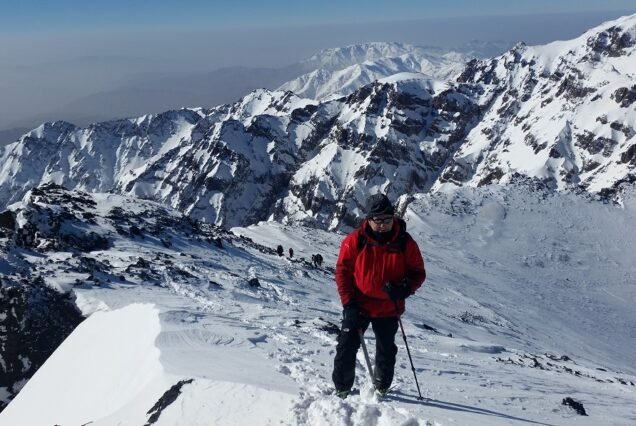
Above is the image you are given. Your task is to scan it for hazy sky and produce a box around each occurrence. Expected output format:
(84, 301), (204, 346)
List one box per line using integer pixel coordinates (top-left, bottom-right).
(2, 0), (635, 33)
(0, 1), (635, 133)
(2, 1), (635, 64)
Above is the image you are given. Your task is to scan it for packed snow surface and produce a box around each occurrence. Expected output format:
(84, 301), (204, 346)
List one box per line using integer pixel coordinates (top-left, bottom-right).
(1, 185), (635, 425)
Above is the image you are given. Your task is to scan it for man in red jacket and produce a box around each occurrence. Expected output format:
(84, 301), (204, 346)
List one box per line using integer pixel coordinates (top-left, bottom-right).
(332, 193), (426, 398)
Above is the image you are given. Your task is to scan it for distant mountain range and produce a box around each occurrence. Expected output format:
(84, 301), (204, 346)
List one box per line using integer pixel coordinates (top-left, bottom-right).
(0, 16), (634, 229)
(2, 41), (510, 132)
(278, 42), (469, 100)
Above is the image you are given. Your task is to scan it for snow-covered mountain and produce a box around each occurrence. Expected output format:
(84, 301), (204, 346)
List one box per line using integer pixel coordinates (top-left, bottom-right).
(0, 16), (635, 232)
(299, 42), (435, 70)
(295, 41), (510, 73)
(278, 42), (469, 100)
(1, 183), (635, 424)
(0, 83), (470, 229)
(441, 14), (636, 194)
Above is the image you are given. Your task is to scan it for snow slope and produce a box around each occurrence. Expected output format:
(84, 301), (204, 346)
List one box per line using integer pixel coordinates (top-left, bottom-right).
(1, 184), (635, 425)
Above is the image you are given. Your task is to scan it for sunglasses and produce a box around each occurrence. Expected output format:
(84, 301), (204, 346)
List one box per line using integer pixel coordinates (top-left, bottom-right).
(370, 216), (393, 225)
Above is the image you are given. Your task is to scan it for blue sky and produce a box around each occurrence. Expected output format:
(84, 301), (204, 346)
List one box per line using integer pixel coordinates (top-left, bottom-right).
(2, 0), (635, 34)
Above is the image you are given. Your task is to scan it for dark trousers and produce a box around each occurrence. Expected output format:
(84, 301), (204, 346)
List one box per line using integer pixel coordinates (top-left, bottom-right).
(332, 316), (399, 391)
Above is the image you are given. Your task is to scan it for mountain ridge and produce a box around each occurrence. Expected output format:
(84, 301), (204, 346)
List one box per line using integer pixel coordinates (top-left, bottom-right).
(1, 16), (635, 229)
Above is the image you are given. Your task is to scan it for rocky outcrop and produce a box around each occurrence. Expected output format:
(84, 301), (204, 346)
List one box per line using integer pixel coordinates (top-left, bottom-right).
(0, 211), (15, 230)
(612, 85), (636, 107)
(586, 25), (635, 58)
(0, 276), (84, 411)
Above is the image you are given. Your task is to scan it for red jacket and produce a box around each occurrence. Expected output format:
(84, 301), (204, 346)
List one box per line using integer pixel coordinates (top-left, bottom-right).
(335, 219), (426, 317)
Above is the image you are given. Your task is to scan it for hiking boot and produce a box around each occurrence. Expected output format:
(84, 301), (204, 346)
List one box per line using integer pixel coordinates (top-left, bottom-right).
(375, 387), (390, 397)
(335, 389), (350, 399)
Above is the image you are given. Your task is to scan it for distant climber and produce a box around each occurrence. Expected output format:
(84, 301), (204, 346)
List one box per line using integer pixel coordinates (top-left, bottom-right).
(312, 253), (323, 267)
(288, 247), (294, 258)
(276, 245), (284, 256)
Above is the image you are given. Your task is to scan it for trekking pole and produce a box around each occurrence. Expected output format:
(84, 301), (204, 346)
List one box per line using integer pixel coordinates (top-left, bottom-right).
(358, 328), (375, 382)
(393, 301), (424, 400)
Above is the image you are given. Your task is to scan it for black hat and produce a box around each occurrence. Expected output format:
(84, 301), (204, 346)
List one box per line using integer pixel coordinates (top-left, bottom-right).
(365, 194), (394, 218)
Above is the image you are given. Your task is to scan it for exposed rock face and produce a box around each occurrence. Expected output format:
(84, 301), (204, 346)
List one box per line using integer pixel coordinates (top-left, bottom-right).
(0, 211), (15, 230)
(12, 183), (111, 252)
(0, 277), (84, 411)
(612, 85), (636, 107)
(562, 397), (588, 416)
(586, 25), (635, 57)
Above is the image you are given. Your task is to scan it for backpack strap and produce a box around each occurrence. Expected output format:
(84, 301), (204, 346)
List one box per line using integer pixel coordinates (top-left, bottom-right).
(357, 232), (368, 252)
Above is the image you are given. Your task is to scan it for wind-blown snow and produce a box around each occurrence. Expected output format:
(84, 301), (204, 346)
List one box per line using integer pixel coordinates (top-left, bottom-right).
(1, 304), (165, 425)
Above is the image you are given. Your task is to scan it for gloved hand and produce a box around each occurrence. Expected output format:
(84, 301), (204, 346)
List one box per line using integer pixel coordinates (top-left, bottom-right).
(342, 303), (361, 332)
(384, 279), (411, 301)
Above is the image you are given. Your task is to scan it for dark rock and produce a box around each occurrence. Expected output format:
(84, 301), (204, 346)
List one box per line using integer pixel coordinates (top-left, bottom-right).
(545, 353), (571, 362)
(611, 85), (636, 107)
(290, 104), (318, 123)
(525, 134), (547, 154)
(562, 397), (587, 416)
(415, 322), (440, 334)
(129, 225), (143, 236)
(610, 121), (624, 131)
(457, 311), (487, 324)
(60, 231), (110, 252)
(0, 211), (16, 230)
(587, 26), (635, 58)
(318, 321), (340, 335)
(620, 144), (636, 165)
(135, 257), (150, 268)
(145, 379), (194, 425)
(549, 146), (562, 159)
(0, 277), (84, 411)
(555, 77), (596, 100)
(575, 131), (617, 157)
(457, 58), (500, 85)
(478, 167), (505, 186)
